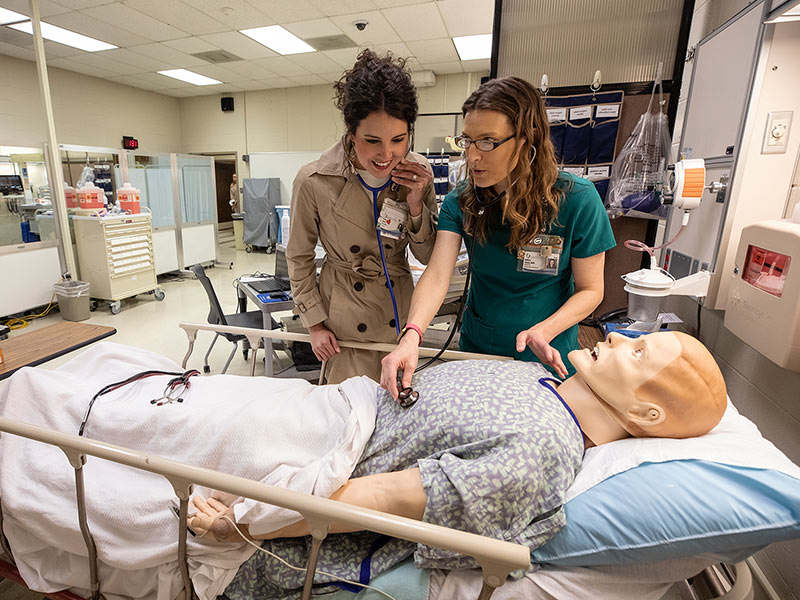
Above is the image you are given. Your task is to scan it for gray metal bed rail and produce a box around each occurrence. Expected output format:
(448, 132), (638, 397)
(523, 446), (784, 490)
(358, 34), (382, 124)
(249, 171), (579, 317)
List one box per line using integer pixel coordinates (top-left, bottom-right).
(0, 416), (530, 600)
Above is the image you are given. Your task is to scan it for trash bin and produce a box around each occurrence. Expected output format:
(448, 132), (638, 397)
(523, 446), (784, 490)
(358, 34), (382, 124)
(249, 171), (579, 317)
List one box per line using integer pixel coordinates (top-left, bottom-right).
(54, 280), (91, 322)
(232, 212), (245, 251)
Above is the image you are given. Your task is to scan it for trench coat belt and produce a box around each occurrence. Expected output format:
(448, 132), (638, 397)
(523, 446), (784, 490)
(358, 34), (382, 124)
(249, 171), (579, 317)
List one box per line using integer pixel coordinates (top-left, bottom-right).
(324, 253), (410, 280)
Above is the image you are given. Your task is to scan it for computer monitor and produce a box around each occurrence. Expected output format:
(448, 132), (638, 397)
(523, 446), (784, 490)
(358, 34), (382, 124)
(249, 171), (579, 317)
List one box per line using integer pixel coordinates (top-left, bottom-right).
(0, 175), (23, 195)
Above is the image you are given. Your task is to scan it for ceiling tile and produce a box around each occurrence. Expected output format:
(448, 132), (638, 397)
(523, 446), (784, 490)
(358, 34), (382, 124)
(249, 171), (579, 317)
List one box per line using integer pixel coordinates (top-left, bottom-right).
(66, 51), (144, 74)
(241, 0), (323, 22)
(0, 0), (71, 17)
(0, 26), (32, 47)
(162, 36), (219, 54)
(191, 0), (274, 30)
(282, 17), (343, 39)
(287, 73), (328, 86)
(157, 86), (198, 97)
(322, 47), (360, 68)
(107, 73), (171, 90)
(308, 0), (377, 16)
(187, 63), (237, 82)
(461, 58), (490, 72)
(126, 70), (186, 87)
(330, 10), (400, 45)
(98, 48), (171, 71)
(436, 0), (493, 37)
(372, 0), (428, 7)
(50, 0), (117, 8)
(286, 51), (342, 73)
(258, 76), (296, 88)
(228, 79), (269, 91)
(48, 56), (122, 78)
(198, 31), (278, 60)
(122, 0), (229, 36)
(318, 71), (344, 83)
(218, 60), (275, 79)
(406, 38), (458, 63)
(421, 61), (463, 74)
(0, 39), (34, 60)
(381, 3), (447, 41)
(45, 10), (154, 45)
(42, 41), (88, 59)
(129, 43), (207, 67)
(86, 2), (188, 41)
(369, 41), (411, 58)
(252, 56), (311, 77)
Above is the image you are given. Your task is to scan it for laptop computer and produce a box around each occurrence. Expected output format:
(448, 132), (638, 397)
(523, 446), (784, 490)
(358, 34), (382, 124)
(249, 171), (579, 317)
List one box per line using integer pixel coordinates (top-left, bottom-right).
(249, 276), (291, 294)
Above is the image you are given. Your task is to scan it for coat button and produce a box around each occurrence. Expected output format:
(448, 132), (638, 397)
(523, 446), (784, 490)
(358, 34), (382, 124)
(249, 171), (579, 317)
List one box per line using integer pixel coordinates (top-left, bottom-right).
(388, 319), (396, 328)
(350, 245), (360, 253)
(353, 281), (364, 292)
(384, 279), (395, 288)
(384, 243), (392, 249)
(357, 323), (367, 333)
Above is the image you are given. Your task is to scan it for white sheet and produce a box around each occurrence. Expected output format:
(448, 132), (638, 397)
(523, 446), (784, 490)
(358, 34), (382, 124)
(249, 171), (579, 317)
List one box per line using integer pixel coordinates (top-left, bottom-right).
(567, 400), (800, 501)
(0, 342), (378, 600)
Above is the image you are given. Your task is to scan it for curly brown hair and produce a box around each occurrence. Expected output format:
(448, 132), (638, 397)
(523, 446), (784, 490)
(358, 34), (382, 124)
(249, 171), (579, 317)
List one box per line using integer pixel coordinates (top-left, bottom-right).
(460, 77), (565, 251)
(333, 49), (418, 135)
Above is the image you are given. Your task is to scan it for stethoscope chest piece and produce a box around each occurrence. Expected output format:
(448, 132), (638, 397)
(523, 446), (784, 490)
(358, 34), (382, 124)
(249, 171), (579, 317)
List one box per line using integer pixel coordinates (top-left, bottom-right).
(398, 387), (419, 408)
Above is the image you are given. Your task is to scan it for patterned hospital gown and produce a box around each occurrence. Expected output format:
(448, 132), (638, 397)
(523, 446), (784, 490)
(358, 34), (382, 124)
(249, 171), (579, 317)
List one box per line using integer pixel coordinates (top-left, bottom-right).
(222, 359), (584, 599)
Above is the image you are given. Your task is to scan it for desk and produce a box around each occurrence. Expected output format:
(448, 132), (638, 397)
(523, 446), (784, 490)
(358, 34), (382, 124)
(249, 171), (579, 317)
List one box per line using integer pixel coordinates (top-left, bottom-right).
(236, 281), (294, 376)
(0, 321), (116, 380)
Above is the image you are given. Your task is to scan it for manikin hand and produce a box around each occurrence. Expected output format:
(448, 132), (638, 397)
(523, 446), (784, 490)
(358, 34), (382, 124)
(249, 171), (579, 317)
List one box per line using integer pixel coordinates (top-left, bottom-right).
(380, 332), (420, 400)
(516, 325), (568, 378)
(188, 496), (242, 543)
(308, 323), (341, 361)
(391, 159), (432, 217)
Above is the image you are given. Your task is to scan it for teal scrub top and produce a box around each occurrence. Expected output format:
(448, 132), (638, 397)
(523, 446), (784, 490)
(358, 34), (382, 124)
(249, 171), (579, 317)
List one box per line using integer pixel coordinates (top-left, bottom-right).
(438, 173), (616, 376)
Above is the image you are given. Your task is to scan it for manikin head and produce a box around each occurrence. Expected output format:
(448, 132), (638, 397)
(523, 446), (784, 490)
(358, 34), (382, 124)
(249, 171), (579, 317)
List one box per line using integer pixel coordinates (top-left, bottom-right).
(567, 331), (727, 444)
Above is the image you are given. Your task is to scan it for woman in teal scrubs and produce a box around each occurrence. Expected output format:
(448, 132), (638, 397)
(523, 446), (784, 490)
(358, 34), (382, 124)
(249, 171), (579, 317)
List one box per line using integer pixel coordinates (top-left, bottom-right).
(381, 76), (615, 397)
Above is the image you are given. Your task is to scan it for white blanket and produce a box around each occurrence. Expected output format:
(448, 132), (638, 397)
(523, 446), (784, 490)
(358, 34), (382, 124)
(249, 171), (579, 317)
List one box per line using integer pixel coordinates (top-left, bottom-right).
(0, 342), (378, 600)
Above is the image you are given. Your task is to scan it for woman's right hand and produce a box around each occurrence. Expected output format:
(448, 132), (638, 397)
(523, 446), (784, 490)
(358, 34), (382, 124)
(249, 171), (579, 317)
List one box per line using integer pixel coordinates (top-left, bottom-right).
(309, 323), (340, 361)
(380, 334), (420, 400)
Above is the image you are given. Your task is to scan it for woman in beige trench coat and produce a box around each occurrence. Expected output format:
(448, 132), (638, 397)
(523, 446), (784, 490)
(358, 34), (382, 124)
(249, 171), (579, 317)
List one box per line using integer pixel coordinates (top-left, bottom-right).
(286, 50), (438, 384)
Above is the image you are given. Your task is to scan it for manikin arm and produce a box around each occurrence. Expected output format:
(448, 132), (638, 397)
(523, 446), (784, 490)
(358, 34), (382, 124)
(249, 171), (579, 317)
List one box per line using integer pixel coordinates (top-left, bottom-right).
(189, 468), (427, 542)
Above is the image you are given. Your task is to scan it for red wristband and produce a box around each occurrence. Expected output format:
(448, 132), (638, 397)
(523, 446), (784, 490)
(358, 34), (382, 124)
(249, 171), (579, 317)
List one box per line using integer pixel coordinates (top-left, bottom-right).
(400, 323), (424, 346)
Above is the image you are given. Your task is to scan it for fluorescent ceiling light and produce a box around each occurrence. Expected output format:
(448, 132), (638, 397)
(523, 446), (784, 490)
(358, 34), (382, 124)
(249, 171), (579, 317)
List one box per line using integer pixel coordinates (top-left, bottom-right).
(9, 21), (117, 52)
(452, 33), (492, 61)
(240, 25), (316, 55)
(0, 8), (27, 25)
(158, 68), (222, 86)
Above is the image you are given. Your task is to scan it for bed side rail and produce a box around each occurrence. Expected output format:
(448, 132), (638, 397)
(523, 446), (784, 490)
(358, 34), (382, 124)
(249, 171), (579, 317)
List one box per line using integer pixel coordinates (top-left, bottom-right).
(178, 321), (512, 375)
(0, 416), (530, 600)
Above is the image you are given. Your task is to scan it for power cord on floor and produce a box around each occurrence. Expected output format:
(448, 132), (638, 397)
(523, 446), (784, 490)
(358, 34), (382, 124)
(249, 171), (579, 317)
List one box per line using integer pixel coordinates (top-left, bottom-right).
(222, 516), (398, 600)
(2, 292), (57, 330)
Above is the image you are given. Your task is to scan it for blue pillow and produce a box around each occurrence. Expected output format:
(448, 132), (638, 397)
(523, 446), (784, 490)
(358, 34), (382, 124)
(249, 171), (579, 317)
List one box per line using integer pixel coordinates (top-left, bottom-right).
(531, 460), (800, 566)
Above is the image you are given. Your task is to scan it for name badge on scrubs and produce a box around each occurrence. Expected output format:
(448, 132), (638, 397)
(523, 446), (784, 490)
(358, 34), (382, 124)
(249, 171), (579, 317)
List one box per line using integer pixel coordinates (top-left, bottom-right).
(377, 198), (409, 240)
(517, 234), (564, 275)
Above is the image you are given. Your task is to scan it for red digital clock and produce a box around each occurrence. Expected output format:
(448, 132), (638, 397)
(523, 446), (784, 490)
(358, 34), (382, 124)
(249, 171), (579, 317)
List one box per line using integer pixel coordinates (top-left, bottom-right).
(122, 136), (139, 150)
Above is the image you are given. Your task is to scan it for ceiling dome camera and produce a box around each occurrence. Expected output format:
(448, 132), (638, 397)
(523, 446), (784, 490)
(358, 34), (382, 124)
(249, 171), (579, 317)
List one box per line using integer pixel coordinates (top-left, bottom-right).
(353, 19), (369, 31)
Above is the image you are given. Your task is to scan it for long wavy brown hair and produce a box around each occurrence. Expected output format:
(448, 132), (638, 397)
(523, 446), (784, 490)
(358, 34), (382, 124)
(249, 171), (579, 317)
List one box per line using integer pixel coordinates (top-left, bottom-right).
(460, 77), (565, 251)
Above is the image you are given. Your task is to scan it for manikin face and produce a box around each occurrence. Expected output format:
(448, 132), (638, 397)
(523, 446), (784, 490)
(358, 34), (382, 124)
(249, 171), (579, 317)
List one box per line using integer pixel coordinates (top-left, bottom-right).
(352, 111), (410, 179)
(569, 332), (682, 431)
(462, 109), (521, 190)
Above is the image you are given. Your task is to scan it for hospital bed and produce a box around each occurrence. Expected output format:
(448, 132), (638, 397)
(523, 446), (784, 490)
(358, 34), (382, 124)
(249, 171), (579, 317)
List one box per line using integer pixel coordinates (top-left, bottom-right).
(1, 325), (798, 600)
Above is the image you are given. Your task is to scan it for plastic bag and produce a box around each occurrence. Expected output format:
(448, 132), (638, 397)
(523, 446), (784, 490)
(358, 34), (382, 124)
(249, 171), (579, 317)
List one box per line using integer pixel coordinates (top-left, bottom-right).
(606, 77), (672, 219)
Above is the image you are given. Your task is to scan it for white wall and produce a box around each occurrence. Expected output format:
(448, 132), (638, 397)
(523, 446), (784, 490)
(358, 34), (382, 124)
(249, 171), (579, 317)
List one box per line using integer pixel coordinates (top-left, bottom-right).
(0, 54), (181, 152)
(179, 71), (487, 180)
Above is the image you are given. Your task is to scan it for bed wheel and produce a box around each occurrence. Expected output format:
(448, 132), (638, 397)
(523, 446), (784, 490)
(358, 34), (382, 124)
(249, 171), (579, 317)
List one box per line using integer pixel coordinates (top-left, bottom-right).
(245, 245), (253, 253)
(154, 288), (166, 301)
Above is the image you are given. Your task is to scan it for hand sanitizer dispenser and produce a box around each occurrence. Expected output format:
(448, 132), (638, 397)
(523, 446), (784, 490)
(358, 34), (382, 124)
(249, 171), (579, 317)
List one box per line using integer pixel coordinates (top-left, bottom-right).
(725, 206), (800, 371)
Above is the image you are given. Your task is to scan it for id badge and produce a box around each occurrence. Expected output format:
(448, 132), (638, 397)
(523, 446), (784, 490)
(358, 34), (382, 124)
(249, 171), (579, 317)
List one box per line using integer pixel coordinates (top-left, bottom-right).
(377, 198), (409, 240)
(516, 234), (564, 275)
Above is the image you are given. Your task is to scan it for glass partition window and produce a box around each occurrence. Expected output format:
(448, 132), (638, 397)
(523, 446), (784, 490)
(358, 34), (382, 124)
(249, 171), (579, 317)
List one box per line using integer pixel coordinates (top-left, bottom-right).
(414, 113), (463, 155)
(177, 155), (215, 224)
(126, 153), (175, 229)
(0, 146), (49, 247)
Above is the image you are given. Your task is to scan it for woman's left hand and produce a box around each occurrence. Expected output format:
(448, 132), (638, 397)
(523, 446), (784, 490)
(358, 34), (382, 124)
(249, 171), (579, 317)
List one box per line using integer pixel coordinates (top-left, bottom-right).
(189, 495), (242, 542)
(516, 326), (569, 378)
(391, 159), (431, 217)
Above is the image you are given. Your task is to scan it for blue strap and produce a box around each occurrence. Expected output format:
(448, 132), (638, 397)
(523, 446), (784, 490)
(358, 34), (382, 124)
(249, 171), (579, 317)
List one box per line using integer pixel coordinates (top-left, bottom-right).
(356, 174), (401, 337)
(538, 377), (584, 442)
(330, 534), (393, 593)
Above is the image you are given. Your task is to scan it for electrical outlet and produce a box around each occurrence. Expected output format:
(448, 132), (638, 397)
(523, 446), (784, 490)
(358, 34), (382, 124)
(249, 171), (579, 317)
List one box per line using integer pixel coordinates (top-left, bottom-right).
(762, 111), (793, 154)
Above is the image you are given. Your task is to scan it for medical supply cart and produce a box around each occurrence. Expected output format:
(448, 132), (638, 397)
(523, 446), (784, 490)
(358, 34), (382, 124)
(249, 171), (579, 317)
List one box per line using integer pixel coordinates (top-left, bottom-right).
(73, 210), (164, 314)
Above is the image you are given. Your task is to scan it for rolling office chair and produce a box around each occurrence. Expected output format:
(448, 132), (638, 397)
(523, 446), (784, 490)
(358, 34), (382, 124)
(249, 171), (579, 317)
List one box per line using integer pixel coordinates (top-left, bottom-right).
(190, 264), (275, 374)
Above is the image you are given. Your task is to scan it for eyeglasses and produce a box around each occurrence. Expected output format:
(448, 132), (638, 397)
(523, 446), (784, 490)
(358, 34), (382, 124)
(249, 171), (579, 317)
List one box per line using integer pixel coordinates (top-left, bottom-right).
(454, 134), (515, 152)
